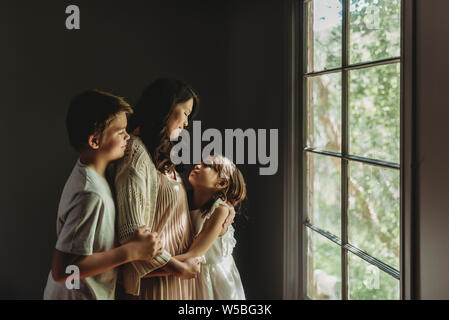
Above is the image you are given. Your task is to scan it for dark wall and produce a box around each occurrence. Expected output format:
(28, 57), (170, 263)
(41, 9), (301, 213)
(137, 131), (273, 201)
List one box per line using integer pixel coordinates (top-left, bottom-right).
(5, 0), (449, 301)
(416, 0), (449, 300)
(1, 0), (286, 299)
(1, 0), (230, 299)
(224, 0), (285, 300)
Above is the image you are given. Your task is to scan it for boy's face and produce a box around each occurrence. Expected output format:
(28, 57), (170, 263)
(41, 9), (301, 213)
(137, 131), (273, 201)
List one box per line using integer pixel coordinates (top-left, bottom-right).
(97, 111), (130, 161)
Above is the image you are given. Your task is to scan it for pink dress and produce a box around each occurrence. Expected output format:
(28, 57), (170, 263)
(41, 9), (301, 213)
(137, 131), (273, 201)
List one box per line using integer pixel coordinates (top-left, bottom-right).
(138, 171), (197, 299)
(114, 136), (196, 299)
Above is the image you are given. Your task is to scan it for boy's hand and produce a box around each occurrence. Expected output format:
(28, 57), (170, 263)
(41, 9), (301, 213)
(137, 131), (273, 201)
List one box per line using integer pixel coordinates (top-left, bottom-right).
(178, 257), (201, 280)
(129, 226), (163, 261)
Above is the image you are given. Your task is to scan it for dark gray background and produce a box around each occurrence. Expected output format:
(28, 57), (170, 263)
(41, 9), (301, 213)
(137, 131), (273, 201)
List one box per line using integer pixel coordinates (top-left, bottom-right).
(1, 0), (285, 299)
(1, 0), (449, 299)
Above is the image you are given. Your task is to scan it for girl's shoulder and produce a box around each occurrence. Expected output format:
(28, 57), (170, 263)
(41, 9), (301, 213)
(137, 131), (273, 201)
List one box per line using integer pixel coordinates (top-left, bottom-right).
(203, 198), (232, 220)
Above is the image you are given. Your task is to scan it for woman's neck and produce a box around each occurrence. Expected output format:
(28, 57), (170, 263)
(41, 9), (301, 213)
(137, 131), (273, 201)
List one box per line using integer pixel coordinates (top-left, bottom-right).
(192, 187), (216, 210)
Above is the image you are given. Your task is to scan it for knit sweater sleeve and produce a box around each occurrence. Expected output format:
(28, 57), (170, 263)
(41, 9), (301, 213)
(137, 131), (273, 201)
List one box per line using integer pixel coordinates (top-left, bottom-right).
(114, 137), (171, 295)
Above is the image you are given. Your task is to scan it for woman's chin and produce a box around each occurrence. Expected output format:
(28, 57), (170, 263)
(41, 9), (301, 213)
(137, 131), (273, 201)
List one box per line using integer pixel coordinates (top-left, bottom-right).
(168, 131), (180, 140)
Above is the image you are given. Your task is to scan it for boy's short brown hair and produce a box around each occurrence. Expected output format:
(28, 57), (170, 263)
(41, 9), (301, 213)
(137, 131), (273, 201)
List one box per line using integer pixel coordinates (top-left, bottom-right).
(66, 89), (133, 152)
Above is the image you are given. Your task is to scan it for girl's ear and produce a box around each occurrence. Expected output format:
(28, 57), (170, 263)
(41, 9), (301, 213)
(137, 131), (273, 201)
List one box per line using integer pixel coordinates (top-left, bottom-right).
(216, 179), (229, 190)
(87, 134), (100, 150)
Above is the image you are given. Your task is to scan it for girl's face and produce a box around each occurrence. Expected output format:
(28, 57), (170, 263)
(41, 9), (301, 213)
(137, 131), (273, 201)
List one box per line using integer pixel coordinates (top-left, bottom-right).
(188, 157), (222, 191)
(166, 98), (193, 140)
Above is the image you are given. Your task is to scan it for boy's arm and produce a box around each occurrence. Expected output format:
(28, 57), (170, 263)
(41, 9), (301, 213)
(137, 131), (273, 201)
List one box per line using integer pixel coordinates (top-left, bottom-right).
(52, 226), (163, 283)
(175, 206), (229, 262)
(52, 244), (134, 283)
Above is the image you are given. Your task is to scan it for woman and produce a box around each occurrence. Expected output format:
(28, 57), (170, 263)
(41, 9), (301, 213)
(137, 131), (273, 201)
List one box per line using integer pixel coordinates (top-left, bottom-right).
(112, 78), (233, 299)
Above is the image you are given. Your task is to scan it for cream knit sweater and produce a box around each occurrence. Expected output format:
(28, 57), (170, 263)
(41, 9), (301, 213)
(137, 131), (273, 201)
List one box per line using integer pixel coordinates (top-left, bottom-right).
(113, 136), (172, 296)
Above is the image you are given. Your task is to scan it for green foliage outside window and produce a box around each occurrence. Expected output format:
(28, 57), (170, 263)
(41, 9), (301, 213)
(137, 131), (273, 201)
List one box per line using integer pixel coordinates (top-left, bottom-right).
(306, 0), (401, 300)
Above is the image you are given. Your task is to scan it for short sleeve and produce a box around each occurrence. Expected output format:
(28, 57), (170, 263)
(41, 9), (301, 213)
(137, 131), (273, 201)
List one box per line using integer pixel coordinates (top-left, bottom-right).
(55, 192), (103, 255)
(204, 198), (232, 220)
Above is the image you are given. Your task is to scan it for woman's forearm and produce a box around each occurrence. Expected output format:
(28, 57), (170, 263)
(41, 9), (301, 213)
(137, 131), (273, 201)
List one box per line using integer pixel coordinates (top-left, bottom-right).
(160, 257), (186, 276)
(143, 269), (172, 278)
(174, 253), (193, 261)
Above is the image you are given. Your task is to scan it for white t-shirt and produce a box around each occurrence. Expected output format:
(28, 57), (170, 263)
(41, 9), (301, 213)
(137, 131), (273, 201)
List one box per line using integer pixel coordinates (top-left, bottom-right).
(43, 159), (117, 300)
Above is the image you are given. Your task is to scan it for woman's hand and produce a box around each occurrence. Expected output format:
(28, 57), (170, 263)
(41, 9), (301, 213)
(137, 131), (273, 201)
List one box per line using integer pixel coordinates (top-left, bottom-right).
(177, 257), (201, 280)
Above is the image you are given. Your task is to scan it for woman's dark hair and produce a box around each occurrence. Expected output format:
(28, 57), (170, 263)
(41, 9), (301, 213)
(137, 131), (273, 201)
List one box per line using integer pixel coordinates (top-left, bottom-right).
(128, 78), (199, 173)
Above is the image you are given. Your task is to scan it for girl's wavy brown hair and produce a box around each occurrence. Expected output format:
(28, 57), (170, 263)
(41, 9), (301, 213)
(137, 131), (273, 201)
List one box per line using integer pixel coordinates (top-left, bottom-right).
(200, 155), (247, 216)
(127, 78), (199, 174)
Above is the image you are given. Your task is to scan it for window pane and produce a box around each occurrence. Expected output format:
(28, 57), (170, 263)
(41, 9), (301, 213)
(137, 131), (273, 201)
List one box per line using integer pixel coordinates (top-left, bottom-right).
(306, 0), (342, 72)
(350, 0), (401, 64)
(307, 153), (341, 237)
(348, 161), (400, 270)
(349, 63), (400, 163)
(348, 253), (400, 300)
(307, 229), (342, 300)
(307, 73), (342, 152)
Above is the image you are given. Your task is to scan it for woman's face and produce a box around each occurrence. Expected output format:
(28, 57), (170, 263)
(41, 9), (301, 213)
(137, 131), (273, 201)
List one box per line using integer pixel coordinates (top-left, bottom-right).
(166, 98), (194, 140)
(188, 157), (221, 190)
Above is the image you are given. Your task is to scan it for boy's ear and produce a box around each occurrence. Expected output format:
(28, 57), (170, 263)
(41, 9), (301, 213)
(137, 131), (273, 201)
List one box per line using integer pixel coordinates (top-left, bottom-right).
(87, 134), (100, 150)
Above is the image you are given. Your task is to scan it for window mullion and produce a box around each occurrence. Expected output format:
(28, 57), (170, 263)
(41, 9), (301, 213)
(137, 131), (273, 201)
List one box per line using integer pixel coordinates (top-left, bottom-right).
(341, 0), (350, 301)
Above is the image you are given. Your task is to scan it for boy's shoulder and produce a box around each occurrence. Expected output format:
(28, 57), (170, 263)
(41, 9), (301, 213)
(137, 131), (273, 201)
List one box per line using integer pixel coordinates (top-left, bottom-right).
(60, 160), (112, 208)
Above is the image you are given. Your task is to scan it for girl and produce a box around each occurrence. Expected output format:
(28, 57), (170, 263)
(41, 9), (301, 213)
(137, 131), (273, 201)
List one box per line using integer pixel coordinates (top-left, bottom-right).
(150, 154), (247, 299)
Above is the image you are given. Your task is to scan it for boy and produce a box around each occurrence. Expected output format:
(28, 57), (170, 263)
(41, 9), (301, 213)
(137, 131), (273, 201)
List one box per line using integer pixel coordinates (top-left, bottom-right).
(43, 89), (162, 300)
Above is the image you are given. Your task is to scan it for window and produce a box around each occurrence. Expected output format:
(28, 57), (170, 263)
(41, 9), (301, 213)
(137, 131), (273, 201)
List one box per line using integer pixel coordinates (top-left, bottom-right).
(302, 0), (402, 300)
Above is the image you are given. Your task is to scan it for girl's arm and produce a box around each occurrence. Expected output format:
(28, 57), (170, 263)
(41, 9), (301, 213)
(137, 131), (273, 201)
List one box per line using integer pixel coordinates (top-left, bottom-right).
(175, 206), (229, 262)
